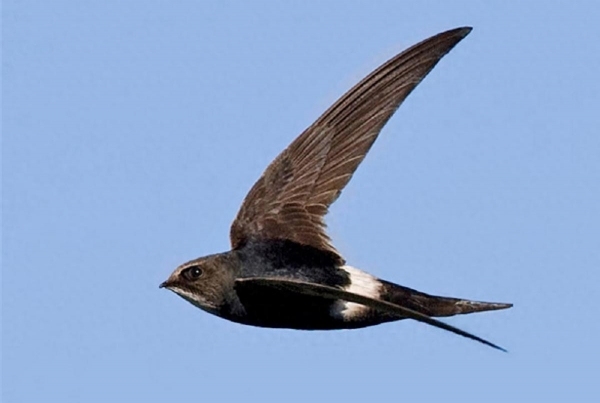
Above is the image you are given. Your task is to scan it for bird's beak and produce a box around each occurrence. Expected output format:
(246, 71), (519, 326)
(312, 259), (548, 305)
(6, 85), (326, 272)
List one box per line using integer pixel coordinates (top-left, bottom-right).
(159, 280), (169, 289)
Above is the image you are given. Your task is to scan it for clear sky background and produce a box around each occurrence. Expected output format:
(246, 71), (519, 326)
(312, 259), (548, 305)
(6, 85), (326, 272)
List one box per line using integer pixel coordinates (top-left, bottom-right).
(3, 1), (600, 402)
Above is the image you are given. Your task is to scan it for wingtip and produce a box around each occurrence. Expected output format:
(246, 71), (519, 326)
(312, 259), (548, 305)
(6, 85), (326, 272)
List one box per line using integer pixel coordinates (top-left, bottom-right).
(495, 344), (509, 353)
(449, 26), (473, 36)
(468, 330), (508, 353)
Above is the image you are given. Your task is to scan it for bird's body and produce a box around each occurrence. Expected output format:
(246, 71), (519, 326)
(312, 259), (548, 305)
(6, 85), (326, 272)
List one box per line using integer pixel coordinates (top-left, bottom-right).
(172, 239), (510, 331)
(161, 27), (512, 351)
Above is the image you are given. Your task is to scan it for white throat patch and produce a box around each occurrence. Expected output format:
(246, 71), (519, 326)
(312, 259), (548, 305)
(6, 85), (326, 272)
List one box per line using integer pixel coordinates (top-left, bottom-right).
(168, 286), (219, 316)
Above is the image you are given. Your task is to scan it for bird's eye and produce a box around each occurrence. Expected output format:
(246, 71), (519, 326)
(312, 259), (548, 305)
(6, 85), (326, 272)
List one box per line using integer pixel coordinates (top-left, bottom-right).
(183, 266), (203, 281)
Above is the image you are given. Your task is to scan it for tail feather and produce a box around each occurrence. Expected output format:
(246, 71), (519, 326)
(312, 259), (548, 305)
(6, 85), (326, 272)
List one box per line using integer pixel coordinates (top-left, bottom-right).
(380, 280), (512, 318)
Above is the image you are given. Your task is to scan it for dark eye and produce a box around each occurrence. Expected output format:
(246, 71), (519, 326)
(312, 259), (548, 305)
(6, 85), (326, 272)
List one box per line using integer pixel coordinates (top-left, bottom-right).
(183, 266), (203, 281)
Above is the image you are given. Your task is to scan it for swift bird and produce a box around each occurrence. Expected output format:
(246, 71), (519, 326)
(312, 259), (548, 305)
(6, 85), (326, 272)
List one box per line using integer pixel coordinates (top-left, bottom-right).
(160, 26), (512, 351)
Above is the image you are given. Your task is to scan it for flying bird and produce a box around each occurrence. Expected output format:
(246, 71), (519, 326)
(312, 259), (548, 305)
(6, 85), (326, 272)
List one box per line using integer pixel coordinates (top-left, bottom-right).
(160, 27), (512, 351)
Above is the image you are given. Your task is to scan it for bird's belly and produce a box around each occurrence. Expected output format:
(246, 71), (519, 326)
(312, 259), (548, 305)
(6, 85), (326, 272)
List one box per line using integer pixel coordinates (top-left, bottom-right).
(232, 290), (390, 330)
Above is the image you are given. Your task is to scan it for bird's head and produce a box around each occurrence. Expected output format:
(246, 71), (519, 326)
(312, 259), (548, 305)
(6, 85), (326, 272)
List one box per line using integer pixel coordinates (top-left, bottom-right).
(160, 253), (236, 315)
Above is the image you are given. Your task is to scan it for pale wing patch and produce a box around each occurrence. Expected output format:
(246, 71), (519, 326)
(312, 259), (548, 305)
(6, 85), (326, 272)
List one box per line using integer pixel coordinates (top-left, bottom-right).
(332, 265), (383, 320)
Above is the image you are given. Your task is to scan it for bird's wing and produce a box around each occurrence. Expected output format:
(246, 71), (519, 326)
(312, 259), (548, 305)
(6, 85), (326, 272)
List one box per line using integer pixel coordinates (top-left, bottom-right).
(230, 27), (472, 260)
(235, 277), (506, 352)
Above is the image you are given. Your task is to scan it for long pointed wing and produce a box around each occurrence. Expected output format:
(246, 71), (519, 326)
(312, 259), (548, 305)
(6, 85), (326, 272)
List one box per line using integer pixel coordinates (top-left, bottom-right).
(235, 277), (507, 352)
(230, 27), (472, 258)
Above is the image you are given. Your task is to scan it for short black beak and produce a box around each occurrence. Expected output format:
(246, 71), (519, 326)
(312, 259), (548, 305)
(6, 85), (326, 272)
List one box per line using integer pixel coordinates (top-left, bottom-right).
(159, 281), (168, 289)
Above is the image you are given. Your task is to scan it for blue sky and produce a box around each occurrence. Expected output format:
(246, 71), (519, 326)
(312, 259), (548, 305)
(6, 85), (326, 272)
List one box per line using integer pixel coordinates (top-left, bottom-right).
(3, 1), (599, 402)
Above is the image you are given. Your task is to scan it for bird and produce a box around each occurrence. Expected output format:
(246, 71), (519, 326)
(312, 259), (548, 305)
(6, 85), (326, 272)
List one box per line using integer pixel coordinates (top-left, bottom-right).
(160, 26), (512, 351)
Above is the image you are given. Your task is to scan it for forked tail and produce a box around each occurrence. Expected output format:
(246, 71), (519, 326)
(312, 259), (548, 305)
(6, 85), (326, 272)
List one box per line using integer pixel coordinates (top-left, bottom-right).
(381, 280), (512, 318)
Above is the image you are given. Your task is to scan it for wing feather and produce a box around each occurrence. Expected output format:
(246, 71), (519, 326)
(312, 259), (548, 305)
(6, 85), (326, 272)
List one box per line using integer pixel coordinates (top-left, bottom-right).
(235, 277), (506, 352)
(230, 27), (472, 259)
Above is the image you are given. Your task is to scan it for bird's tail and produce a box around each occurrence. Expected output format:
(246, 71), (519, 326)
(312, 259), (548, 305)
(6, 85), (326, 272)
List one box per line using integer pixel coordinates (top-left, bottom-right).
(380, 280), (512, 317)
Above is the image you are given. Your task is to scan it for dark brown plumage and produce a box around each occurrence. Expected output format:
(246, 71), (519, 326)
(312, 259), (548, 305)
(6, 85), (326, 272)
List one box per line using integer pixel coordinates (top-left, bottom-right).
(230, 28), (473, 260)
(161, 27), (512, 351)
